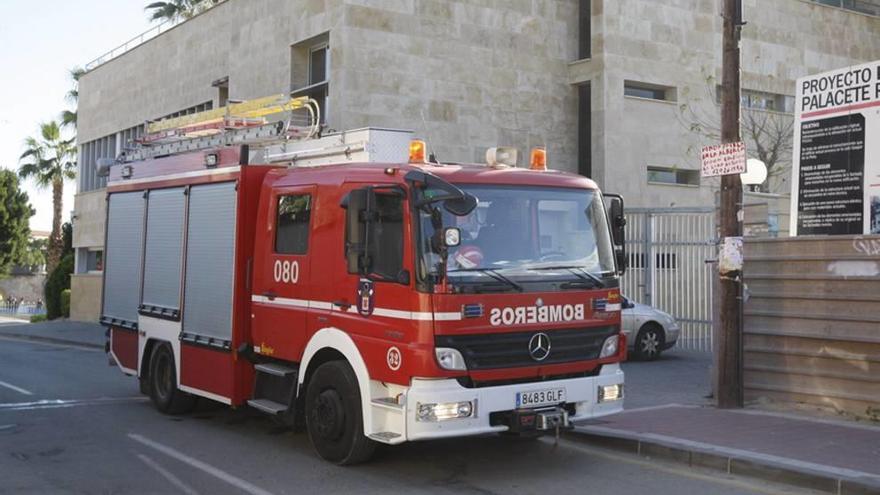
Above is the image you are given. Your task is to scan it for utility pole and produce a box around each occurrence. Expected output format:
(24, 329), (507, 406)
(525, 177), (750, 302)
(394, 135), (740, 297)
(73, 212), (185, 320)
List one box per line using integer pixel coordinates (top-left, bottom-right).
(716, 0), (744, 408)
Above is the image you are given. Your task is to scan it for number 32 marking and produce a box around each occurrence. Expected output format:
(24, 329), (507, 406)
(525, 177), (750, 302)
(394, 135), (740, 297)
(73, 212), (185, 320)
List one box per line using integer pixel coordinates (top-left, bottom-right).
(273, 260), (299, 284)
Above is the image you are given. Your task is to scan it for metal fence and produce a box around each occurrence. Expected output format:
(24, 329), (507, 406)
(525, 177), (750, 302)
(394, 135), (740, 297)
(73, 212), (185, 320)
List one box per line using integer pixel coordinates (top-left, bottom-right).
(0, 304), (46, 317)
(621, 208), (716, 352)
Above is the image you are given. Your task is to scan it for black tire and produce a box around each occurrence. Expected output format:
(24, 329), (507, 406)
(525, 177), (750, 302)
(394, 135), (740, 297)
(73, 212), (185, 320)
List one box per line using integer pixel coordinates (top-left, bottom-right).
(148, 343), (196, 415)
(305, 361), (376, 465)
(633, 323), (665, 361)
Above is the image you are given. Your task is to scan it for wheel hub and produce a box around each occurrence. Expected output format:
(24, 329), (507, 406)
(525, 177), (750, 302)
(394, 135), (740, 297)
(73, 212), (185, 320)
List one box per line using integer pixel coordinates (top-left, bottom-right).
(642, 332), (659, 354)
(311, 389), (345, 440)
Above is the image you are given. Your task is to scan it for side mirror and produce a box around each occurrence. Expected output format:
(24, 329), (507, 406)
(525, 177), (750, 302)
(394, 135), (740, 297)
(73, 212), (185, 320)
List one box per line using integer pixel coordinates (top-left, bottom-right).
(605, 194), (627, 275)
(443, 194), (478, 216)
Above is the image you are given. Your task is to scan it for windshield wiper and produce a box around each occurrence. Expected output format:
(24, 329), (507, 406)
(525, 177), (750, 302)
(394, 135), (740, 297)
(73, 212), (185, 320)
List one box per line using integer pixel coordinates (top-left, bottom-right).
(447, 268), (523, 292)
(528, 265), (605, 288)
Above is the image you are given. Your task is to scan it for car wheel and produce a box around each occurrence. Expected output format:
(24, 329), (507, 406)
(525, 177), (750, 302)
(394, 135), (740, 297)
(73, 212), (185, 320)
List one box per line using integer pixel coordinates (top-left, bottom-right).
(148, 343), (196, 415)
(634, 323), (665, 361)
(305, 361), (376, 465)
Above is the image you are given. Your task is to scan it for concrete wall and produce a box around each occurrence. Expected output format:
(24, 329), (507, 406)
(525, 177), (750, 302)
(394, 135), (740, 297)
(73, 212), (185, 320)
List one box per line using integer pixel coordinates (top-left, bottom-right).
(0, 275), (45, 303)
(743, 236), (880, 420)
(571, 0), (880, 207)
(70, 274), (102, 323)
(77, 0), (580, 170)
(72, 189), (106, 250)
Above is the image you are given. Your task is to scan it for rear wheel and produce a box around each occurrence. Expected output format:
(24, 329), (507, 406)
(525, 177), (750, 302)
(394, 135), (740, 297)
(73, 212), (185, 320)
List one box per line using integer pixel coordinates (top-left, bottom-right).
(148, 343), (196, 414)
(633, 324), (664, 361)
(305, 361), (376, 465)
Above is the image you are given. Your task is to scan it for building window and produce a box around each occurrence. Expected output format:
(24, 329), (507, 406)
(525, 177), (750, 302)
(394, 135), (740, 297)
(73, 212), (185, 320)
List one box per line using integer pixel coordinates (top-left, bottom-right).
(291, 33), (330, 124)
(716, 87), (795, 113)
(809, 0), (880, 16)
(86, 250), (103, 272)
(647, 166), (700, 186)
(579, 0), (591, 59)
(624, 81), (676, 102)
(213, 76), (230, 107)
(577, 83), (591, 178)
(309, 44), (328, 85)
(275, 194), (311, 254)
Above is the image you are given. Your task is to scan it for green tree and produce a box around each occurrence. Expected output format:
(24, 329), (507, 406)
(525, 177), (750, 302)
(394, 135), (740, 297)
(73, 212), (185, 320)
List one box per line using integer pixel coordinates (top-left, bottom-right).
(18, 121), (76, 274)
(19, 237), (47, 273)
(0, 170), (34, 277)
(60, 67), (85, 131)
(45, 252), (73, 320)
(145, 0), (223, 22)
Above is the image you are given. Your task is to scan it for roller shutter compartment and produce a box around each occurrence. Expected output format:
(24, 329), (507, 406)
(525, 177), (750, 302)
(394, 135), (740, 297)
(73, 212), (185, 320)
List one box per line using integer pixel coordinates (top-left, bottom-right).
(181, 182), (237, 348)
(102, 191), (146, 328)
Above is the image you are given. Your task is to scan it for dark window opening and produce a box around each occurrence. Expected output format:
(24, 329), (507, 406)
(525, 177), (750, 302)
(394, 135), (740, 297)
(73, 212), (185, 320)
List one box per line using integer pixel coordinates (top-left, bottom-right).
(309, 45), (328, 85)
(579, 0), (591, 59)
(292, 34), (330, 124)
(275, 194), (311, 254)
(577, 83), (592, 178)
(366, 194), (404, 280)
(647, 166), (700, 186)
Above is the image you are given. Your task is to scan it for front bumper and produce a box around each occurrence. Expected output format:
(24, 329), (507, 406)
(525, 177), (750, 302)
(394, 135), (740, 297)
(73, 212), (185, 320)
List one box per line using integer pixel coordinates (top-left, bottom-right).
(403, 364), (624, 441)
(664, 324), (680, 349)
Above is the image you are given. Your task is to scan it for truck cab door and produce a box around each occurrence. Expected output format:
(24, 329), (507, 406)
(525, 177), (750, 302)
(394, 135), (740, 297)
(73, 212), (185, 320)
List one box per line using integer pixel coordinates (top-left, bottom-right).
(251, 185), (315, 362)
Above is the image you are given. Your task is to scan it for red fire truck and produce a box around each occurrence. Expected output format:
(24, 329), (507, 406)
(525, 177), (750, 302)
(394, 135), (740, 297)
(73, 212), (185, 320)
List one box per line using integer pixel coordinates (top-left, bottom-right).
(102, 97), (628, 464)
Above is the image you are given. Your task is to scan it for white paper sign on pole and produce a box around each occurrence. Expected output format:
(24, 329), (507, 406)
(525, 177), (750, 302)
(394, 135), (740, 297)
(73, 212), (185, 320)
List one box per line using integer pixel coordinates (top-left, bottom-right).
(701, 141), (746, 178)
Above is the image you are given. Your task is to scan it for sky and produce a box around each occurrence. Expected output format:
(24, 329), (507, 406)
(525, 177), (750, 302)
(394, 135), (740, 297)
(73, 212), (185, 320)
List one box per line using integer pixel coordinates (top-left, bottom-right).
(0, 0), (153, 232)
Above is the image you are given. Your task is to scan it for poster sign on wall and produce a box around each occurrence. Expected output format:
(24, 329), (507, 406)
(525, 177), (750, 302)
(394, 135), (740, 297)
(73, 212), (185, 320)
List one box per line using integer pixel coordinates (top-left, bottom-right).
(701, 141), (746, 177)
(791, 60), (880, 236)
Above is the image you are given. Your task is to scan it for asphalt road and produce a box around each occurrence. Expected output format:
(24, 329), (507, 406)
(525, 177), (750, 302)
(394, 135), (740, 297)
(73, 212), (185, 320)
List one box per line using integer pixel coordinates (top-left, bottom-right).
(0, 336), (808, 495)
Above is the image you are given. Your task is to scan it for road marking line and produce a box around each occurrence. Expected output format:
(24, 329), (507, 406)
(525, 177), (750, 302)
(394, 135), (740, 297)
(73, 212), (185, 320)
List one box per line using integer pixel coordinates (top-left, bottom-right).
(0, 380), (33, 396)
(0, 335), (102, 351)
(128, 433), (275, 495)
(0, 397), (147, 411)
(0, 424), (16, 431)
(136, 453), (200, 495)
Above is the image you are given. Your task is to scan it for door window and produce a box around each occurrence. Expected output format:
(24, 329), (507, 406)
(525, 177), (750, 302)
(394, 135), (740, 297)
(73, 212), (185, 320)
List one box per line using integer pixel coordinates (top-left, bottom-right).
(275, 194), (312, 254)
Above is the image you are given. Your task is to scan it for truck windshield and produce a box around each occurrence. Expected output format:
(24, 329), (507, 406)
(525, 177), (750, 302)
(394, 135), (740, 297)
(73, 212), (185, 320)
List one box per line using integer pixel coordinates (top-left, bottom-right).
(417, 185), (616, 291)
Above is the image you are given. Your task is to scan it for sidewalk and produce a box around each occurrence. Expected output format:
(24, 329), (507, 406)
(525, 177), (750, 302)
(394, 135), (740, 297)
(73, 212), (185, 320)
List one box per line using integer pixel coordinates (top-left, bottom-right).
(572, 404), (880, 494)
(0, 318), (105, 349)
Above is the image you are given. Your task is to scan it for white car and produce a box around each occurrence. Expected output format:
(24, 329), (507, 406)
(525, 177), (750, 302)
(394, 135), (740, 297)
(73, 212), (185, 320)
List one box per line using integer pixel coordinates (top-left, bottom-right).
(621, 296), (680, 360)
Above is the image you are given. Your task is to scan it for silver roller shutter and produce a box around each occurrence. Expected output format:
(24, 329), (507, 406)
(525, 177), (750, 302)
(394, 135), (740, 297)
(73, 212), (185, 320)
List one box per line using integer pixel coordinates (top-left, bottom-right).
(182, 182), (237, 345)
(142, 187), (186, 316)
(102, 191), (145, 327)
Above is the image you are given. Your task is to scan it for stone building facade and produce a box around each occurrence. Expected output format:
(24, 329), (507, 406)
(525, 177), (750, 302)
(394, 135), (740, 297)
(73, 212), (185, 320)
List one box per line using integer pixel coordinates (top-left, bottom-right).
(71, 0), (880, 320)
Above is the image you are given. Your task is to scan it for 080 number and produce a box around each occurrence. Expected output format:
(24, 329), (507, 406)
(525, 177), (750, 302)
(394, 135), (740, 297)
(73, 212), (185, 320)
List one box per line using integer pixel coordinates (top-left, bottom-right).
(273, 260), (299, 284)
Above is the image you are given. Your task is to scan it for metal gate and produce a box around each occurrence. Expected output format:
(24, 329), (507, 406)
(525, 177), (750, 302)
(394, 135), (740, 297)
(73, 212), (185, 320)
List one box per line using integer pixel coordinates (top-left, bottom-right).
(621, 208), (716, 352)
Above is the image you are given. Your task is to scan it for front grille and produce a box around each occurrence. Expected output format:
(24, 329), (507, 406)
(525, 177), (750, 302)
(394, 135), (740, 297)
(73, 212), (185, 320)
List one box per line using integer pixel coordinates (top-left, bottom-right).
(435, 326), (617, 370)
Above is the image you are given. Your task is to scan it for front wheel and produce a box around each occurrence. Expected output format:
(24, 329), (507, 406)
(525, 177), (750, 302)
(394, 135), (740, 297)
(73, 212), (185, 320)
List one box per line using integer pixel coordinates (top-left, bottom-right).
(633, 324), (665, 361)
(305, 361), (376, 465)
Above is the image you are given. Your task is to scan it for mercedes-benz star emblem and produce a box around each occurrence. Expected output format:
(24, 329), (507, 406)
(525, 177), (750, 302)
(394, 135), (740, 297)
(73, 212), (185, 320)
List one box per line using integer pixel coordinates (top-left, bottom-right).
(528, 332), (551, 362)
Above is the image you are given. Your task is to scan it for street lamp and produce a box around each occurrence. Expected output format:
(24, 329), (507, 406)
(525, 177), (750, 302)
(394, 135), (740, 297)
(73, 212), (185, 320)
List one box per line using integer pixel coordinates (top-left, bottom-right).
(740, 158), (767, 191)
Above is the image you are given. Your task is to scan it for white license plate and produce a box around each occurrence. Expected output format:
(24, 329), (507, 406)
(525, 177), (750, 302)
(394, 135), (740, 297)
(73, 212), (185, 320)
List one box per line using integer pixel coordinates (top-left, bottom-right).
(515, 387), (566, 409)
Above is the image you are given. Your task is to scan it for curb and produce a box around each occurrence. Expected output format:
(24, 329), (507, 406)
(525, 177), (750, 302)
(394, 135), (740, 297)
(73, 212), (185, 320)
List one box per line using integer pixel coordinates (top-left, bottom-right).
(0, 332), (104, 350)
(567, 427), (880, 495)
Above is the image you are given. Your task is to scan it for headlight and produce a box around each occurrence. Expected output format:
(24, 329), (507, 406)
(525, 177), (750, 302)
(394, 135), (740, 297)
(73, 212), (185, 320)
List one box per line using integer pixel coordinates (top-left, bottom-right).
(416, 401), (475, 421)
(599, 335), (619, 358)
(435, 347), (467, 371)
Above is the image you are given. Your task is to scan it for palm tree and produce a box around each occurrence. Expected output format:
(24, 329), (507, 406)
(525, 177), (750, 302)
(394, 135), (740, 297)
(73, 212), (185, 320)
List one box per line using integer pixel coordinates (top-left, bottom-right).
(60, 67), (84, 131)
(145, 0), (222, 23)
(18, 121), (76, 273)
